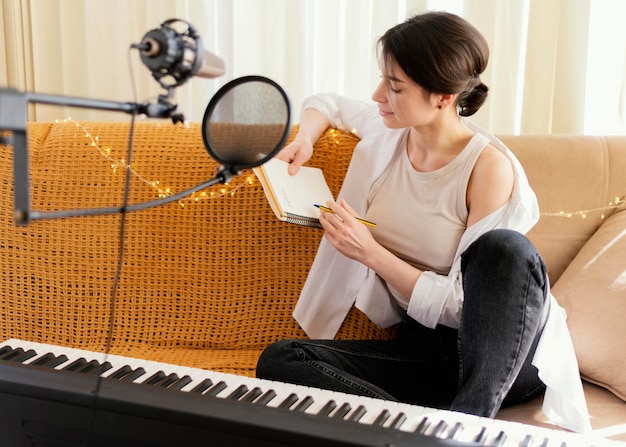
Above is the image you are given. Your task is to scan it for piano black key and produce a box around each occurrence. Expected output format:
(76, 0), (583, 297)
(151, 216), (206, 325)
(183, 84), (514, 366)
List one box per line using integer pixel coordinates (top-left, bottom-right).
(447, 421), (464, 440)
(30, 352), (57, 366)
(45, 354), (70, 368)
(292, 396), (314, 412)
(108, 365), (132, 379)
(277, 393), (299, 409)
(346, 405), (367, 422)
(226, 384), (249, 400)
(144, 371), (167, 385)
(240, 387), (263, 403)
(431, 420), (447, 437)
(0, 347), (35, 362)
(77, 359), (104, 374)
(152, 373), (181, 388)
(109, 365), (133, 379)
(473, 426), (487, 444)
(389, 412), (407, 430)
(151, 374), (173, 387)
(331, 402), (352, 419)
(62, 358), (88, 372)
(120, 367), (146, 381)
(492, 430), (507, 447)
(91, 362), (113, 376)
(372, 409), (391, 426)
(415, 417), (430, 434)
(189, 378), (213, 394)
(10, 349), (37, 363)
(317, 400), (337, 417)
(253, 389), (276, 406)
(204, 381), (227, 397)
(168, 375), (192, 391)
(0, 346), (20, 359)
(520, 434), (533, 447)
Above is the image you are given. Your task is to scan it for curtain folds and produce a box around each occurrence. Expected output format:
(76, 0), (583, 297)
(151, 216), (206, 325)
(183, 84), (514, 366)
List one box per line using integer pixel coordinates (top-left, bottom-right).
(1, 0), (624, 135)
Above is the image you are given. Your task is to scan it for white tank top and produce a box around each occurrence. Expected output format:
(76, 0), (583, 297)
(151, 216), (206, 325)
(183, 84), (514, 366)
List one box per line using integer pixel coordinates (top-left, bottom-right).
(365, 131), (489, 308)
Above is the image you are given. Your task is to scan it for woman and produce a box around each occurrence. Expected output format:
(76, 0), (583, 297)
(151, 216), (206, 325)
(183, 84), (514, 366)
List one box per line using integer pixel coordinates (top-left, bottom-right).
(256, 11), (590, 433)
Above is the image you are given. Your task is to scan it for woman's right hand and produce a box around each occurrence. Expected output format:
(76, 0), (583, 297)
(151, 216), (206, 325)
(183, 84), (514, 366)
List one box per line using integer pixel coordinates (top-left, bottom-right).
(275, 135), (314, 176)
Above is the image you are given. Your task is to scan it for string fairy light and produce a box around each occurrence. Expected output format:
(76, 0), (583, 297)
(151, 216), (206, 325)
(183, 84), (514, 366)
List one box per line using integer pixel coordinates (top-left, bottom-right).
(58, 118), (253, 206)
(320, 127), (360, 146)
(177, 175), (255, 207)
(59, 120), (625, 218)
(320, 128), (626, 220)
(540, 196), (626, 220)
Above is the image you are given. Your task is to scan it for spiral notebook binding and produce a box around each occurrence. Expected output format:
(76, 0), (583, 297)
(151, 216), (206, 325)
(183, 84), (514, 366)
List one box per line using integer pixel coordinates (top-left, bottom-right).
(284, 213), (322, 228)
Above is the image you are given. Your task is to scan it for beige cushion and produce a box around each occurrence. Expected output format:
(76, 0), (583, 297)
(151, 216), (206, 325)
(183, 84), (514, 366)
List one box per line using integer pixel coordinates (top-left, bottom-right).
(552, 209), (626, 401)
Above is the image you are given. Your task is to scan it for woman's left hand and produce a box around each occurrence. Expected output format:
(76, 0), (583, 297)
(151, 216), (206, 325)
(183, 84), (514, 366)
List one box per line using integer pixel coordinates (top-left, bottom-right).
(318, 199), (378, 265)
(321, 199), (422, 300)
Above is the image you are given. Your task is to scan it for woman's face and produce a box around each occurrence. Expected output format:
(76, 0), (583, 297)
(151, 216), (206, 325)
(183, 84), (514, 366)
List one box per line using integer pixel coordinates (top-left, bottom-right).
(371, 56), (438, 129)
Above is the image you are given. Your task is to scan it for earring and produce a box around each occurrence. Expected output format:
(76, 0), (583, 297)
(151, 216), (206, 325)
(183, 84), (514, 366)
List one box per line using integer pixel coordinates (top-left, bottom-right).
(437, 105), (442, 109)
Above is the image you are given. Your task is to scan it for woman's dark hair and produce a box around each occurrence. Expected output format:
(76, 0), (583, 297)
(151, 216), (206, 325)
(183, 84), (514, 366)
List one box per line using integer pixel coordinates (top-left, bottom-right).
(378, 11), (489, 116)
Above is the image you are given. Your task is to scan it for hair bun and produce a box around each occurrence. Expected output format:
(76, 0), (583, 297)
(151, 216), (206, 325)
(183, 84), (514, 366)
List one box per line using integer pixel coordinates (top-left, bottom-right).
(458, 82), (489, 117)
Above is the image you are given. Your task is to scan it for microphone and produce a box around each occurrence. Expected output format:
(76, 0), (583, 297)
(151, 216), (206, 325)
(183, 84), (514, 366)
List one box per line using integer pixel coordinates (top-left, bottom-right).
(134, 19), (225, 88)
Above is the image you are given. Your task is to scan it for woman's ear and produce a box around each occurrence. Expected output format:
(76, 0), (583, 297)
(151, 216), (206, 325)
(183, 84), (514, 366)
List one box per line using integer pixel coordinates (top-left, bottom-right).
(436, 93), (457, 110)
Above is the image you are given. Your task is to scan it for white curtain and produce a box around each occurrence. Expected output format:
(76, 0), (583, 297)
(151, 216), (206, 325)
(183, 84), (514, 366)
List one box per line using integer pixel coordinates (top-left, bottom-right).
(2, 0), (625, 135)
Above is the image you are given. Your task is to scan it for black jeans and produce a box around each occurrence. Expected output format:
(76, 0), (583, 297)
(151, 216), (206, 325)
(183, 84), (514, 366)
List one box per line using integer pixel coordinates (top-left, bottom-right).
(256, 229), (548, 418)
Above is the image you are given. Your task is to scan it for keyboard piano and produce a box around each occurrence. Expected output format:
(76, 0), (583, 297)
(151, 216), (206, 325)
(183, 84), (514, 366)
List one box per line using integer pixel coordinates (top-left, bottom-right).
(0, 339), (615, 446)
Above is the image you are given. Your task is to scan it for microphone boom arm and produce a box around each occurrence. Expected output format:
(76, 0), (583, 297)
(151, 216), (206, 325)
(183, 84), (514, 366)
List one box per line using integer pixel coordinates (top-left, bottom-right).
(0, 87), (223, 225)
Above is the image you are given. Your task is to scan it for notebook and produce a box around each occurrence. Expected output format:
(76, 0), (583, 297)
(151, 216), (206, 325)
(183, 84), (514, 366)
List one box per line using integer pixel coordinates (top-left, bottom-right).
(253, 157), (334, 228)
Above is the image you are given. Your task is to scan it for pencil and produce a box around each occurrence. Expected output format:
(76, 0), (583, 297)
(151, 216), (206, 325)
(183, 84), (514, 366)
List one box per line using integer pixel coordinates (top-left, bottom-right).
(314, 204), (377, 228)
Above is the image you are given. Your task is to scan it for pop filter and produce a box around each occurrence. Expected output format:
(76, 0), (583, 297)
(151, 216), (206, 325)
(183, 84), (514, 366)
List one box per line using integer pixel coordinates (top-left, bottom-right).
(202, 75), (291, 176)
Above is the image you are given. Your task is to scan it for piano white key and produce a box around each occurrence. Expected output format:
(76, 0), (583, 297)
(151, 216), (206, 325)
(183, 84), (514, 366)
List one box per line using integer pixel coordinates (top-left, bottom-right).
(176, 366), (221, 392)
(355, 396), (389, 425)
(278, 383), (330, 410)
(471, 418), (520, 446)
(330, 392), (385, 422)
(320, 390), (371, 419)
(115, 358), (163, 382)
(211, 373), (252, 399)
(389, 401), (436, 432)
(365, 400), (404, 427)
(99, 360), (132, 378)
(252, 379), (305, 408)
(301, 386), (342, 415)
(345, 403), (369, 422)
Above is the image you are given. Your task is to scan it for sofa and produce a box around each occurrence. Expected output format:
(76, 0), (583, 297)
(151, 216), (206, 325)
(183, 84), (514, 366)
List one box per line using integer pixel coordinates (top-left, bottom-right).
(1, 120), (625, 443)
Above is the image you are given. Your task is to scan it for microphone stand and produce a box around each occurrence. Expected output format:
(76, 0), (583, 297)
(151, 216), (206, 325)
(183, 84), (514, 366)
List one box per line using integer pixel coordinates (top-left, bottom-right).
(0, 87), (230, 226)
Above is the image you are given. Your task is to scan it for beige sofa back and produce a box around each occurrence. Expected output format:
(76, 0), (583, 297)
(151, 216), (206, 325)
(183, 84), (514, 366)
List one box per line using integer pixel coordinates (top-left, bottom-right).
(500, 135), (626, 284)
